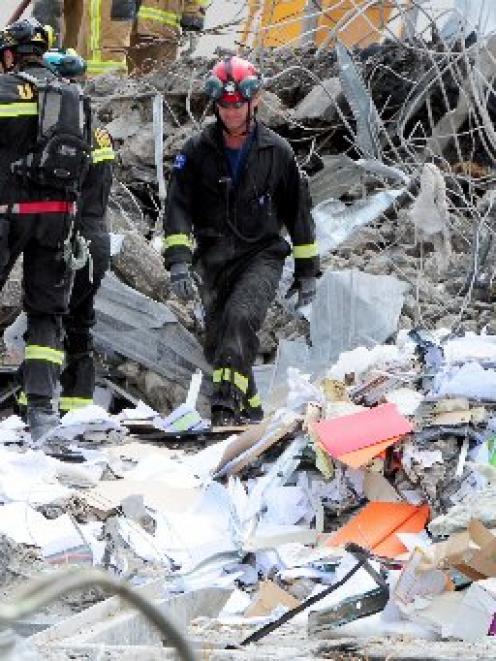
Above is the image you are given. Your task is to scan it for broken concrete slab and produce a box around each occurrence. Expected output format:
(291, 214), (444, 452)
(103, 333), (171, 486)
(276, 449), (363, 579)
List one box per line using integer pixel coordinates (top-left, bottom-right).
(32, 584), (230, 648)
(257, 90), (288, 128)
(293, 77), (341, 122)
(308, 155), (364, 205)
(105, 109), (144, 141)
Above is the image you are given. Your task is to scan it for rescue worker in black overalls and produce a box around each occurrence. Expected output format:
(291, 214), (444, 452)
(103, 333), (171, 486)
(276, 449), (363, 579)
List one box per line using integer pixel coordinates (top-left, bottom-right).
(163, 56), (320, 426)
(0, 18), (94, 441)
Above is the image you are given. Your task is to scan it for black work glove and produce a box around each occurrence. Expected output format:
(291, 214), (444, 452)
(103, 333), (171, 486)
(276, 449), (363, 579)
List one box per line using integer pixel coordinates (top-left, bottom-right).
(180, 11), (205, 31)
(286, 277), (317, 308)
(170, 262), (195, 300)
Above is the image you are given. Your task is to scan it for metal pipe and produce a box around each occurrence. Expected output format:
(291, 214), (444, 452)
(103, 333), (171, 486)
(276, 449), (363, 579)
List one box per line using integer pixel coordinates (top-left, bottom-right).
(7, 0), (33, 26)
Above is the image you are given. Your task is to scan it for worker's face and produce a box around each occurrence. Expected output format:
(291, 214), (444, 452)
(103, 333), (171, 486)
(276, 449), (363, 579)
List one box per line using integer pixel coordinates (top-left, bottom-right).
(216, 95), (260, 134)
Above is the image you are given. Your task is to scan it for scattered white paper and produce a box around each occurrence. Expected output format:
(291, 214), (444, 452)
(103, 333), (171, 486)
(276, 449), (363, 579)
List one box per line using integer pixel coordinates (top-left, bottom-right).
(118, 400), (158, 421)
(385, 388), (423, 416)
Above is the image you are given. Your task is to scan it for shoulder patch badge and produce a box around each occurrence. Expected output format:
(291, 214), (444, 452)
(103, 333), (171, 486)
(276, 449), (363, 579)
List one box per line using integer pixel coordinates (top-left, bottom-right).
(94, 127), (113, 149)
(173, 153), (187, 170)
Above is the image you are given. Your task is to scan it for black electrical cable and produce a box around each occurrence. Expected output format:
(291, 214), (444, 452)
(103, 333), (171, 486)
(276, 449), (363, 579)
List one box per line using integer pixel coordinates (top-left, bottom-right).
(233, 547), (370, 648)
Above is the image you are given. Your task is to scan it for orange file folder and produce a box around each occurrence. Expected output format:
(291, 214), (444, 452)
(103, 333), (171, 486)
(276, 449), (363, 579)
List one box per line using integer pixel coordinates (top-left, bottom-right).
(327, 502), (430, 558)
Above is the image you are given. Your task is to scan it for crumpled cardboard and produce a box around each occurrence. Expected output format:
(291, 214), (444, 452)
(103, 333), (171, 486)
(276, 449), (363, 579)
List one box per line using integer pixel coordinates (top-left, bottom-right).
(430, 519), (496, 580)
(244, 580), (300, 617)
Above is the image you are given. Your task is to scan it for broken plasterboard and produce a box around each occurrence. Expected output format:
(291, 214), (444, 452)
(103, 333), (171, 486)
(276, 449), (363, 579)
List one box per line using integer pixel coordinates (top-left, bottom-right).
(83, 479), (200, 515)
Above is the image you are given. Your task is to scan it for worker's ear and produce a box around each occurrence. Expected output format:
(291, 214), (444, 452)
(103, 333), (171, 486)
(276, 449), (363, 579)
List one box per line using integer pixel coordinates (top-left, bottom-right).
(251, 93), (261, 110)
(3, 49), (15, 71)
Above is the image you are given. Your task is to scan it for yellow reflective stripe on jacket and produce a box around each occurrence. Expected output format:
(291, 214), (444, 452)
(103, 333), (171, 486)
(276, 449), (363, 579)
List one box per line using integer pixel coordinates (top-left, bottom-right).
(17, 391), (27, 407)
(163, 234), (193, 250)
(87, 59), (127, 75)
(0, 102), (37, 118)
(247, 393), (262, 408)
(88, 0), (127, 73)
(89, 0), (102, 59)
(25, 345), (64, 365)
(213, 368), (249, 394)
(138, 5), (181, 28)
(60, 396), (93, 411)
(293, 242), (318, 259)
(92, 146), (115, 163)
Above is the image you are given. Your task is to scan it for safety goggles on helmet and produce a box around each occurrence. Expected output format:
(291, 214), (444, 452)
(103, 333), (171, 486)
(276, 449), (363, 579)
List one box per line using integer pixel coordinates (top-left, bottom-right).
(216, 98), (248, 109)
(204, 56), (262, 105)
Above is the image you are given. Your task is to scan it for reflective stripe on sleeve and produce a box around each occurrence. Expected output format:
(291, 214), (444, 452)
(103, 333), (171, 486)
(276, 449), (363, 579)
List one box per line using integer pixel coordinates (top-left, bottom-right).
(138, 6), (181, 28)
(163, 234), (193, 250)
(293, 242), (319, 259)
(92, 147), (115, 163)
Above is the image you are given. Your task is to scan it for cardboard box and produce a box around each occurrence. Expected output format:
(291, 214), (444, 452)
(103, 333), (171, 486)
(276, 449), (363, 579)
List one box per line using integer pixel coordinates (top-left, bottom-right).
(431, 519), (496, 580)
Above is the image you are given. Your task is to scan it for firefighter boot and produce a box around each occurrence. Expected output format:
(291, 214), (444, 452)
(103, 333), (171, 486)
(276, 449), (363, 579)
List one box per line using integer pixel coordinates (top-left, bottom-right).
(27, 405), (60, 443)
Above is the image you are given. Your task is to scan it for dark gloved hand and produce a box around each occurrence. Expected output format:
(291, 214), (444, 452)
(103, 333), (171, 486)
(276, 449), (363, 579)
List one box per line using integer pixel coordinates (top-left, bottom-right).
(286, 277), (317, 308)
(170, 262), (195, 300)
(180, 11), (205, 31)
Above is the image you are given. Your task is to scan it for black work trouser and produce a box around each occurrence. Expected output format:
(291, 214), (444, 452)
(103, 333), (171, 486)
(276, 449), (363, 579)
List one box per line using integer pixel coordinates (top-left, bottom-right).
(199, 243), (285, 414)
(60, 228), (110, 412)
(0, 209), (72, 408)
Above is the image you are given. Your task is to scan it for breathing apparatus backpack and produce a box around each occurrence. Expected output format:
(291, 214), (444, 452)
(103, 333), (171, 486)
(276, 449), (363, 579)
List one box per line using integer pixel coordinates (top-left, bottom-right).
(11, 70), (92, 195)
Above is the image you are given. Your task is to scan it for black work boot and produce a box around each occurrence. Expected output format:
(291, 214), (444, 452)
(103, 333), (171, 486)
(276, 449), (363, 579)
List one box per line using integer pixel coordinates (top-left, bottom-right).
(27, 405), (60, 443)
(243, 404), (264, 423)
(211, 405), (239, 428)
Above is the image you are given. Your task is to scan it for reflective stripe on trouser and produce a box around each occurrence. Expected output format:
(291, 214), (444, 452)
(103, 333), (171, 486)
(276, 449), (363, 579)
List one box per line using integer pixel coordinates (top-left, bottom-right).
(213, 367), (263, 415)
(213, 367), (249, 395)
(24, 318), (67, 404)
(246, 373), (262, 411)
(17, 390), (27, 407)
(203, 246), (284, 415)
(25, 345), (64, 365)
(80, 0), (132, 76)
(60, 396), (93, 412)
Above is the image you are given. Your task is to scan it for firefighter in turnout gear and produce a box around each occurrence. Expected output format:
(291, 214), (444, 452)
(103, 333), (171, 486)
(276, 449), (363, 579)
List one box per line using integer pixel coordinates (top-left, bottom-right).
(49, 55), (114, 414)
(163, 56), (319, 426)
(15, 49), (114, 422)
(129, 0), (207, 72)
(0, 19), (93, 442)
(33, 0), (208, 77)
(0, 18), (75, 441)
(33, 0), (131, 76)
(58, 126), (113, 414)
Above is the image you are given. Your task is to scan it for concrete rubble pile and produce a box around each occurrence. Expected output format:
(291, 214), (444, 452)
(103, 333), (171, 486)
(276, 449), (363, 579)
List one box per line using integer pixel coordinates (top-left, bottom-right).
(2, 325), (496, 657)
(3, 1), (496, 659)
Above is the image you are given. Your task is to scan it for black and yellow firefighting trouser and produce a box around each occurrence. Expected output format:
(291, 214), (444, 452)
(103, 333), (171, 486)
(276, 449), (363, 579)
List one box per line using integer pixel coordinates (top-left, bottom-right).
(59, 224), (110, 413)
(0, 201), (74, 411)
(199, 241), (287, 419)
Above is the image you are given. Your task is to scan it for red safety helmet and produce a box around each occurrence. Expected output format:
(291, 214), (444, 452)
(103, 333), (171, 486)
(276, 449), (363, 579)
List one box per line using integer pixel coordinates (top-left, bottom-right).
(204, 56), (262, 106)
